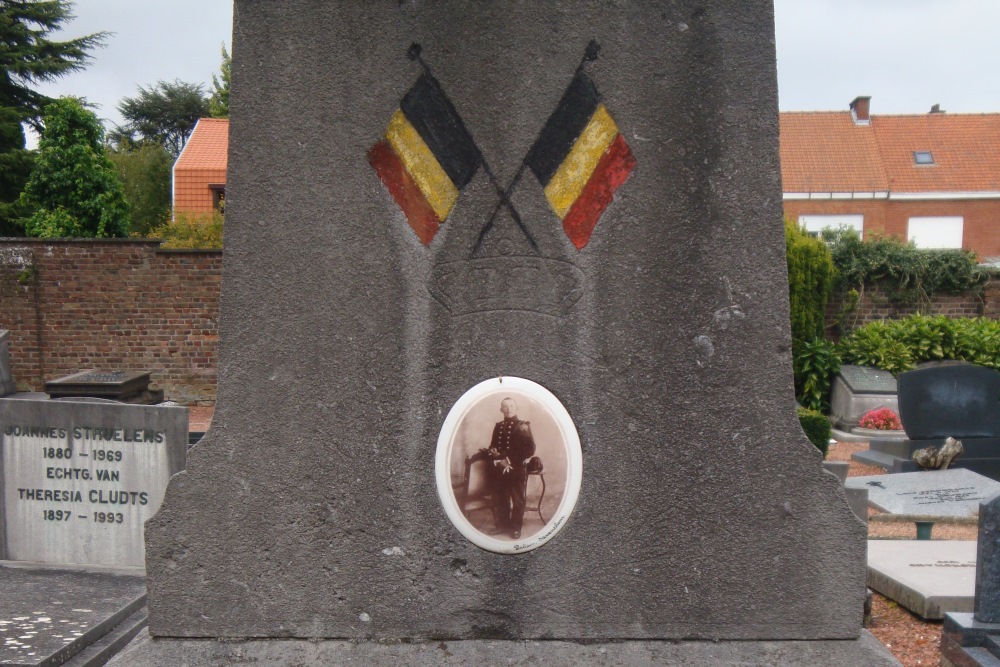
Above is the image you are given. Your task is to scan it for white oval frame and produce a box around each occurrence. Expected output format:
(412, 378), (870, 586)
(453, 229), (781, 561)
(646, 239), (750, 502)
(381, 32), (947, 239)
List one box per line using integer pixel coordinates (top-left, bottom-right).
(435, 377), (582, 554)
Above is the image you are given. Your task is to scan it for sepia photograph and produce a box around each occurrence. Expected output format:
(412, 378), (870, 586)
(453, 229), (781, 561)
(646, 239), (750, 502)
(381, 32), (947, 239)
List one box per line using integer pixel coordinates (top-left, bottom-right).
(435, 377), (582, 554)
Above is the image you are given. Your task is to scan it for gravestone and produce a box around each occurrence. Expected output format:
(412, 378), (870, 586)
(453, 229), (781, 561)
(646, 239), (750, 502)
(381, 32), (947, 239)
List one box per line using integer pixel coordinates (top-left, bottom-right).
(45, 370), (162, 405)
(829, 365), (898, 431)
(846, 469), (1000, 519)
(113, 2), (897, 665)
(939, 492), (1000, 666)
(866, 540), (976, 619)
(0, 330), (15, 397)
(0, 397), (187, 567)
(854, 365), (1000, 480)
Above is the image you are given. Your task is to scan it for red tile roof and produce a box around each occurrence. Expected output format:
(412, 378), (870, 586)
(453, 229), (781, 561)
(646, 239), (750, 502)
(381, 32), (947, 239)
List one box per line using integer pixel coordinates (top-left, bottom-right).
(175, 118), (229, 171)
(779, 112), (887, 193)
(780, 110), (1000, 194)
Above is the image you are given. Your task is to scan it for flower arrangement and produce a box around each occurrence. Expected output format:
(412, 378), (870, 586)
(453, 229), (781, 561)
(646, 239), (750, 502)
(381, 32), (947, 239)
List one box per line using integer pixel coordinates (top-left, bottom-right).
(858, 407), (902, 431)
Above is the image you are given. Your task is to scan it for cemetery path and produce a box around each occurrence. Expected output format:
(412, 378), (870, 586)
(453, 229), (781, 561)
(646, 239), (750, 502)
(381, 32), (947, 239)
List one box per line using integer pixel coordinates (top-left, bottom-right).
(828, 439), (978, 667)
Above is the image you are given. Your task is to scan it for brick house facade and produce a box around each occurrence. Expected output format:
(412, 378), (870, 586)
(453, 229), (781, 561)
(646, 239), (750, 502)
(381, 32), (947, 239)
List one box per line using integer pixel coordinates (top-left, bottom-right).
(780, 98), (1000, 262)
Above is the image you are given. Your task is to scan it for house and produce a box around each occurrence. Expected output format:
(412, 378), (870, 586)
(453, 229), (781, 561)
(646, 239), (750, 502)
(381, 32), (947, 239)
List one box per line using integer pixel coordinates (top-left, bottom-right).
(172, 118), (229, 214)
(780, 97), (1000, 261)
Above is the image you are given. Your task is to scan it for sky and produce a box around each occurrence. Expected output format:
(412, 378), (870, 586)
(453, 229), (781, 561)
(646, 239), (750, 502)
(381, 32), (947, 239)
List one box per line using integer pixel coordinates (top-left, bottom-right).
(23, 1), (1000, 147)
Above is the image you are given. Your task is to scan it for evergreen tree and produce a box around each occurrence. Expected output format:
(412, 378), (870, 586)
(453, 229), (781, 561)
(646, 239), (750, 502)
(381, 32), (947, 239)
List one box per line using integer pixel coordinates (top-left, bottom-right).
(209, 44), (230, 118)
(21, 97), (130, 237)
(0, 0), (107, 129)
(0, 0), (106, 234)
(111, 80), (209, 157)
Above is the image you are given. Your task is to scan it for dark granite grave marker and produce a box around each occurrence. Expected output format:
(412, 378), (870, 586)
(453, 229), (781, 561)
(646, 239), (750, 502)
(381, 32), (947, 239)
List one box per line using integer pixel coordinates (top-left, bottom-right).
(976, 491), (1000, 624)
(111, 2), (898, 664)
(45, 370), (162, 404)
(898, 365), (1000, 440)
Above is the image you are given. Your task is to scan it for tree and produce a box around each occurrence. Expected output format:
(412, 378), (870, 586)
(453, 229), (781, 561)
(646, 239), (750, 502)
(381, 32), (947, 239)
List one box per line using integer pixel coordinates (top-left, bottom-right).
(108, 143), (172, 236)
(112, 80), (209, 157)
(209, 44), (230, 119)
(0, 107), (34, 234)
(20, 97), (130, 237)
(785, 218), (836, 348)
(0, 0), (107, 130)
(0, 0), (106, 234)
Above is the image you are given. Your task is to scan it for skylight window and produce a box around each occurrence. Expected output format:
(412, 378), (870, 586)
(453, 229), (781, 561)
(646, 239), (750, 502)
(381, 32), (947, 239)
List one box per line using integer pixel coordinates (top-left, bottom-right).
(913, 151), (935, 165)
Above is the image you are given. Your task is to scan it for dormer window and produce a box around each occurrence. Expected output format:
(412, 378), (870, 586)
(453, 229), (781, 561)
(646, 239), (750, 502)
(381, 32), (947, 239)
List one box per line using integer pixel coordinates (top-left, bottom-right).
(913, 151), (935, 165)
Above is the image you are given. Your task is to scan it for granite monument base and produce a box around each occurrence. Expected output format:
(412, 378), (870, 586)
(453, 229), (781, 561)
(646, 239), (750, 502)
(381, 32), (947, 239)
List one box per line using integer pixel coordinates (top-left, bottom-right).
(109, 632), (901, 667)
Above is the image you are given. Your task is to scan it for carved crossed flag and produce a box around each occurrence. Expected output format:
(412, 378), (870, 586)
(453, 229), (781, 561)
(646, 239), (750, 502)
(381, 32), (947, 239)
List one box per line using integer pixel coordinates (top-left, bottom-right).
(369, 42), (635, 250)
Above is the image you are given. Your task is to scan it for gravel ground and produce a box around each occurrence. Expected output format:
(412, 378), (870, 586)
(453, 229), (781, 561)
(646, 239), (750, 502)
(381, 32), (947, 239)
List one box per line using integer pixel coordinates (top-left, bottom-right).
(829, 439), (978, 666)
(181, 412), (958, 667)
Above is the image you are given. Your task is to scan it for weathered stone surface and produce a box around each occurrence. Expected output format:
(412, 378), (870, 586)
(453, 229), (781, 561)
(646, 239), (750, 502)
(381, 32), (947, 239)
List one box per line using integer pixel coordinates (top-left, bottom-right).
(867, 540), (977, 620)
(108, 631), (901, 667)
(898, 365), (1000, 440)
(976, 491), (1000, 623)
(0, 562), (146, 667)
(143, 0), (866, 643)
(846, 469), (1000, 518)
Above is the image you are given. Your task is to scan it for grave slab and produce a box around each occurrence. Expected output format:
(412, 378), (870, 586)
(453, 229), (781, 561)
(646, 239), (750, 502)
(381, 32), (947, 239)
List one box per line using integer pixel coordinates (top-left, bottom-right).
(830, 365), (898, 431)
(0, 562), (145, 666)
(867, 540), (976, 619)
(846, 469), (1000, 518)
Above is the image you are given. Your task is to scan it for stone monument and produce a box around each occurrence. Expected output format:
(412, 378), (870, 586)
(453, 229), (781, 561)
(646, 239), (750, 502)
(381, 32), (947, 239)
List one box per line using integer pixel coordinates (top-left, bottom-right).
(113, 2), (897, 664)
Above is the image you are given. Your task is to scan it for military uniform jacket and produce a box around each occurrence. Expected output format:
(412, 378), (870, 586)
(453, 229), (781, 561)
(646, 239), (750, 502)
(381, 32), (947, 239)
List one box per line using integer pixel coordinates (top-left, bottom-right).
(489, 417), (536, 470)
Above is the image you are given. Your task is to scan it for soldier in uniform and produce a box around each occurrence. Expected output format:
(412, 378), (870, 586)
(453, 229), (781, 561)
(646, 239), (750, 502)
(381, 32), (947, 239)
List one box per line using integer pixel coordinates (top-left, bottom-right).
(482, 397), (536, 539)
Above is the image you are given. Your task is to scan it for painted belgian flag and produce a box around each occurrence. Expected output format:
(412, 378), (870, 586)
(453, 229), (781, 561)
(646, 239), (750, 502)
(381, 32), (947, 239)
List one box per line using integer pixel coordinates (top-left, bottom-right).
(525, 71), (636, 249)
(368, 73), (481, 245)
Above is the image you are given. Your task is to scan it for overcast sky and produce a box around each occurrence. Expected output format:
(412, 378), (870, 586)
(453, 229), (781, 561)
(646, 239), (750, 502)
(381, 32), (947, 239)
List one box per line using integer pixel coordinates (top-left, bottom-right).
(24, 1), (1000, 147)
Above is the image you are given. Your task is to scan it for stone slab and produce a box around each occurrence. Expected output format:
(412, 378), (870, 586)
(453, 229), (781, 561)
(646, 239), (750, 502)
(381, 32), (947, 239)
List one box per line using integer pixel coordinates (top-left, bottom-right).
(142, 0), (868, 643)
(846, 468), (1000, 518)
(898, 365), (1000, 439)
(840, 365), (899, 395)
(0, 398), (187, 567)
(107, 630), (901, 667)
(0, 561), (146, 666)
(977, 491), (1000, 623)
(867, 540), (976, 619)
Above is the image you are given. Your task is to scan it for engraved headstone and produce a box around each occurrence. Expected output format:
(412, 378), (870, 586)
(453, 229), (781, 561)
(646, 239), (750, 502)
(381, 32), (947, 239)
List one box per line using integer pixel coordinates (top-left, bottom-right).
(867, 540), (977, 619)
(0, 397), (186, 567)
(846, 469), (1000, 518)
(114, 2), (897, 664)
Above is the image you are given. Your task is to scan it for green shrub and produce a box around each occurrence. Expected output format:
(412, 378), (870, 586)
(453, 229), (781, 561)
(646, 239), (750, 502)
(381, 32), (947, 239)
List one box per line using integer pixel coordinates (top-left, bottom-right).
(785, 219), (837, 346)
(797, 406), (831, 457)
(838, 315), (1000, 373)
(824, 229), (987, 309)
(151, 210), (223, 249)
(793, 337), (841, 412)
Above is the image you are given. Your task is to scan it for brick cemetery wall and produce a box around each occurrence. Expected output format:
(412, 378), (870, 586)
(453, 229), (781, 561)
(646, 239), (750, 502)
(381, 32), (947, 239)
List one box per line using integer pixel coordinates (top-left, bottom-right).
(0, 240), (221, 405)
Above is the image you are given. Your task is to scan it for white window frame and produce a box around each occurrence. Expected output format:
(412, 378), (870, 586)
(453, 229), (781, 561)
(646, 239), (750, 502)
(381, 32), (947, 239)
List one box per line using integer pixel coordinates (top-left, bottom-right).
(907, 216), (964, 249)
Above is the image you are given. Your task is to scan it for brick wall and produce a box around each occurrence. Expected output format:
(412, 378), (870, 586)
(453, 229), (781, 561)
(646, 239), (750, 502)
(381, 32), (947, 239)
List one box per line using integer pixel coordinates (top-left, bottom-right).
(825, 280), (1000, 336)
(0, 240), (221, 405)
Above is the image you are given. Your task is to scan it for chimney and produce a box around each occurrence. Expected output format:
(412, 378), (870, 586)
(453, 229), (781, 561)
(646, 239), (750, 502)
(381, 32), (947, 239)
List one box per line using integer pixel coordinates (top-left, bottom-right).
(850, 96), (871, 125)
(930, 104), (945, 114)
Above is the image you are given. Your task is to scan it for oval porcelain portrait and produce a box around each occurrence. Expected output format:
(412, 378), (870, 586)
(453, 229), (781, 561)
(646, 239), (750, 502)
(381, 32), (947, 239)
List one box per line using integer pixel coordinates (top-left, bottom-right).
(435, 377), (582, 554)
